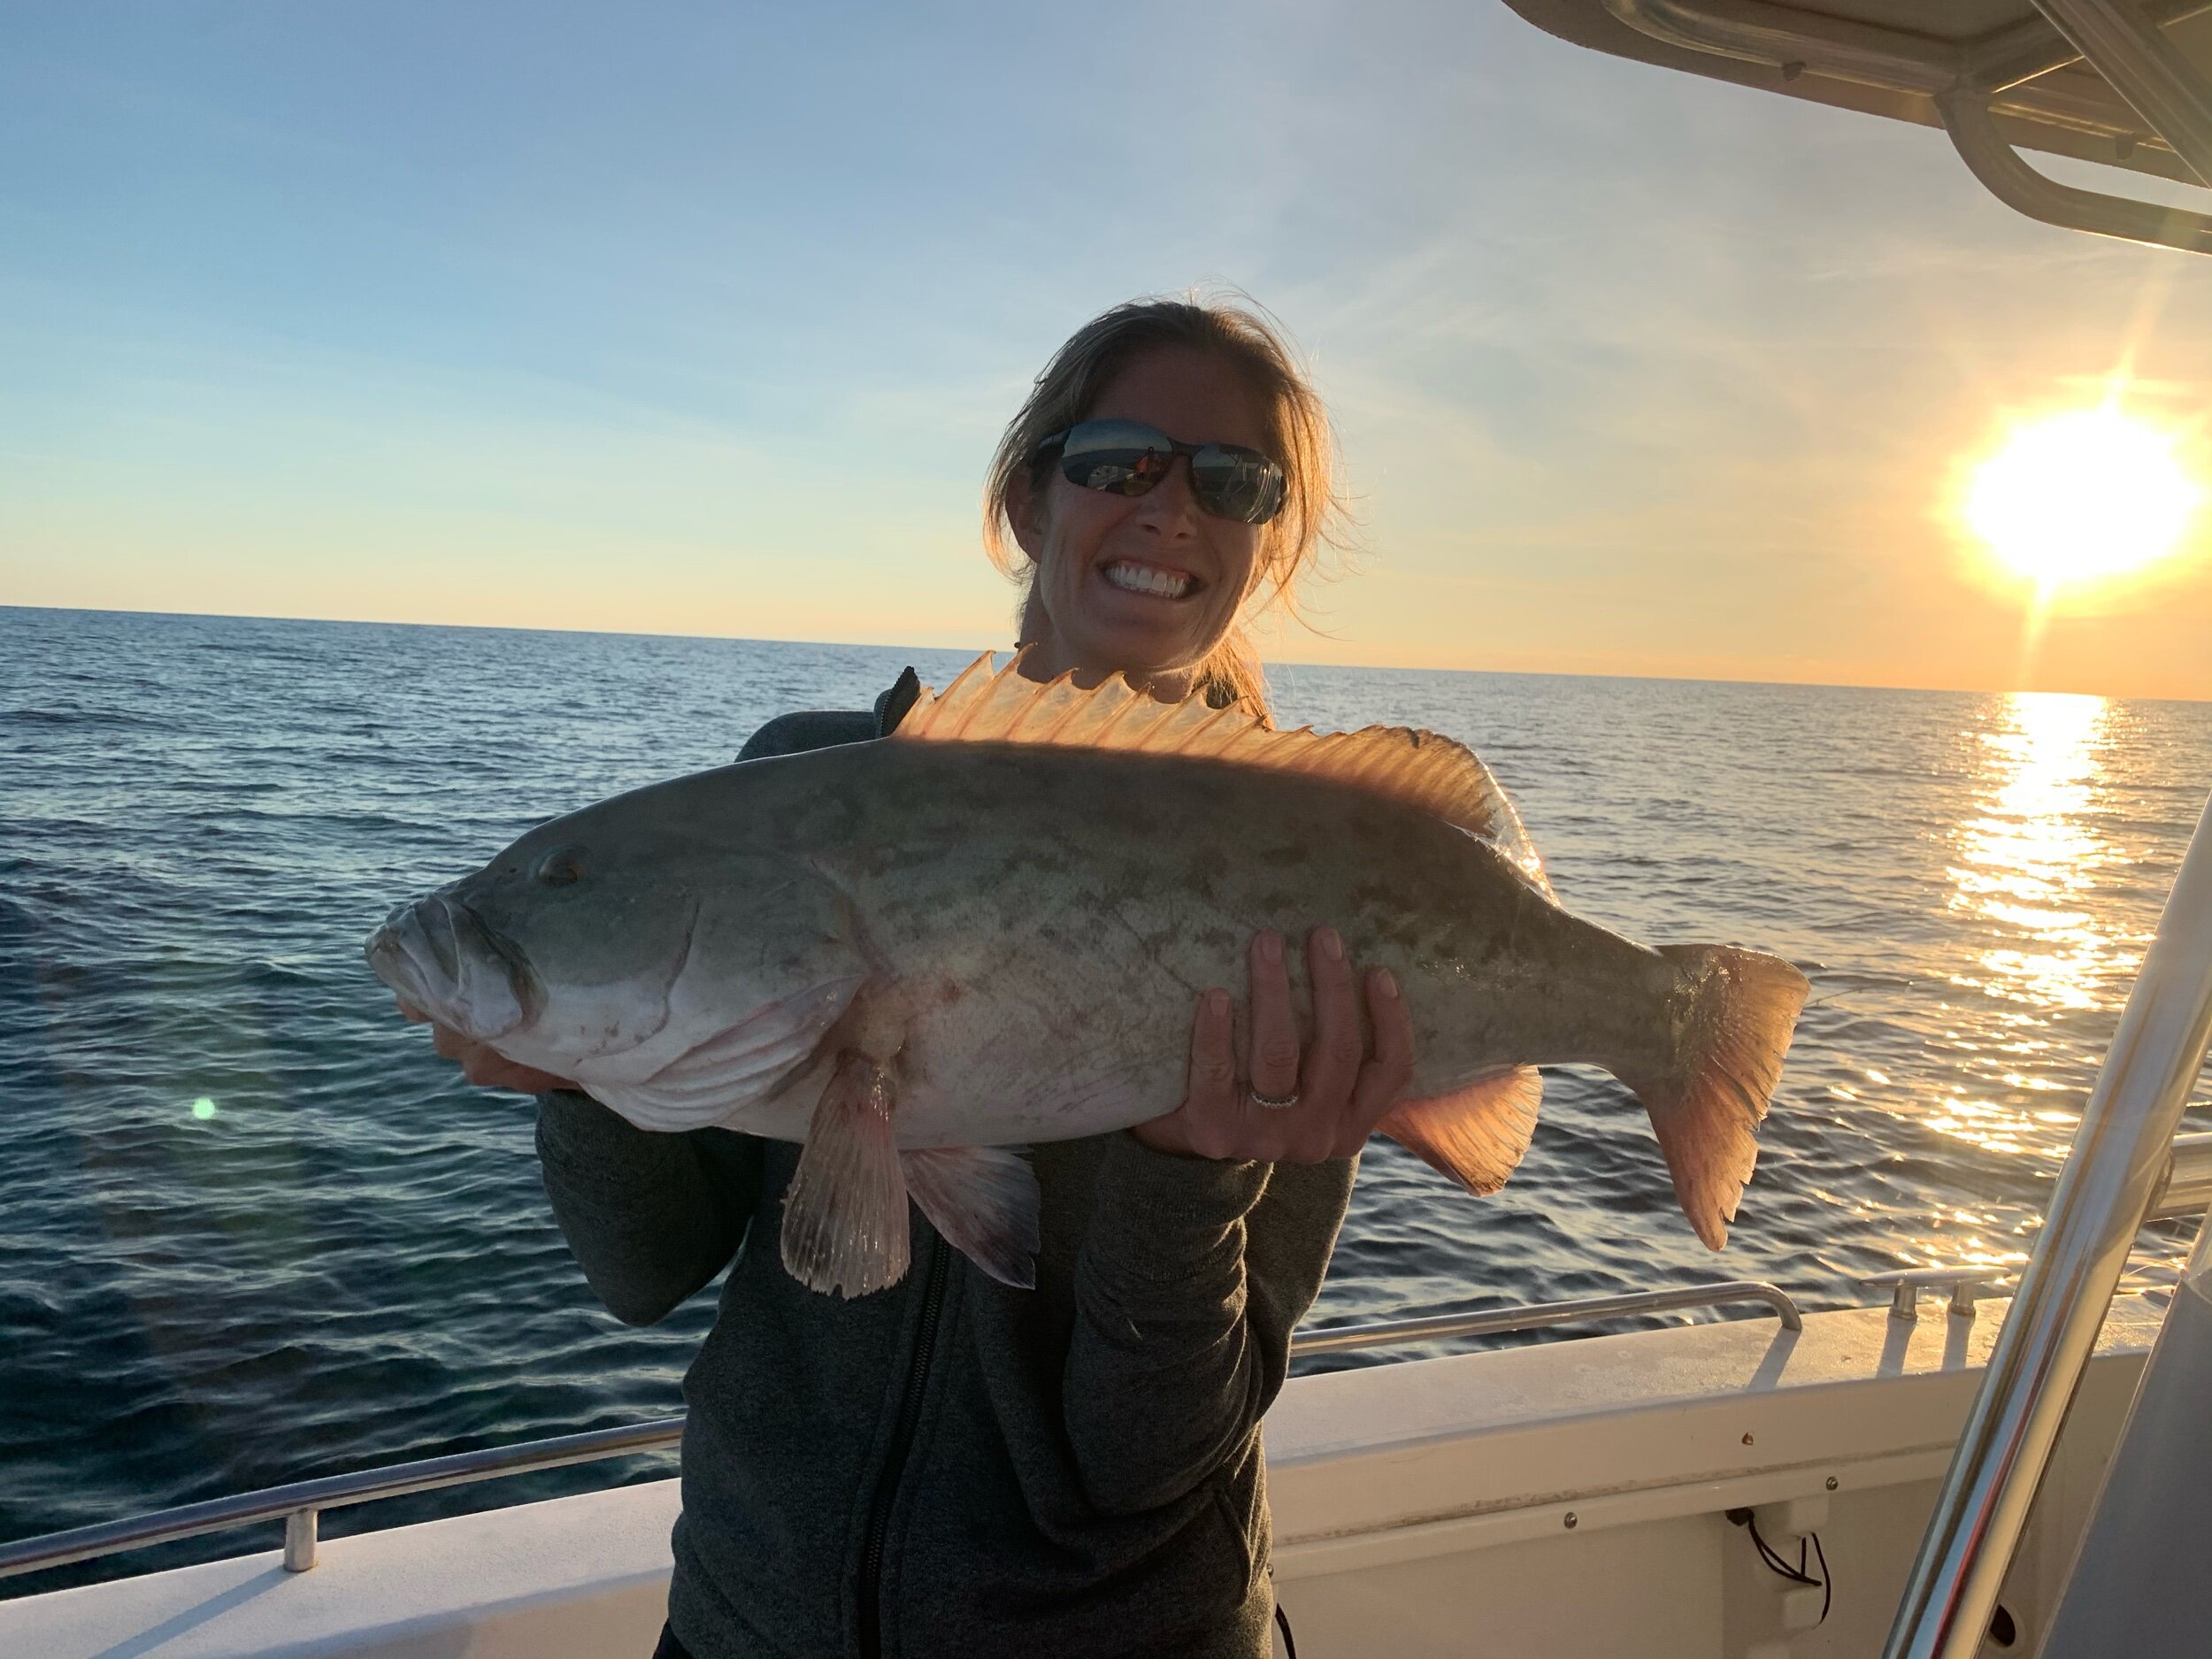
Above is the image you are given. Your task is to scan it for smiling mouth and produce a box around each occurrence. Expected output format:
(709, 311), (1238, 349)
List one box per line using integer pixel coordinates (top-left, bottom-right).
(1100, 559), (1198, 601)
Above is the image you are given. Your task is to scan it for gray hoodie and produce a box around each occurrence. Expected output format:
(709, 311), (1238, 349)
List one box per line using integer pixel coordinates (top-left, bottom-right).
(534, 677), (1355, 1659)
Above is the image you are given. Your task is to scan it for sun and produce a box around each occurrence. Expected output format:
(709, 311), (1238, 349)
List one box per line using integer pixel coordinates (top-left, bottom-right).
(1965, 405), (2201, 589)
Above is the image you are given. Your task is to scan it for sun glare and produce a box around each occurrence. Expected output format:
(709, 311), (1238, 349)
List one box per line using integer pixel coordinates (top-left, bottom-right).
(1966, 406), (2201, 589)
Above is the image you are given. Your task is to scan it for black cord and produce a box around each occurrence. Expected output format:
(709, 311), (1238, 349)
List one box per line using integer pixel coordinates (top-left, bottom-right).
(1726, 1508), (1832, 1627)
(1273, 1600), (1298, 1659)
(1751, 1520), (1820, 1586)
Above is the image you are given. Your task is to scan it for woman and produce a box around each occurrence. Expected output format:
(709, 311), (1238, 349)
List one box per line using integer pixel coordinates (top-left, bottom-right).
(412, 296), (1418, 1658)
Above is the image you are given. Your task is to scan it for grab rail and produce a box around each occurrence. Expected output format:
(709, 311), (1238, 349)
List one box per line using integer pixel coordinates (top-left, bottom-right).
(1861, 1134), (2212, 1320)
(1286, 1277), (1801, 1356)
(2152, 1131), (2212, 1219)
(0, 1278), (1798, 1582)
(0, 1416), (687, 1582)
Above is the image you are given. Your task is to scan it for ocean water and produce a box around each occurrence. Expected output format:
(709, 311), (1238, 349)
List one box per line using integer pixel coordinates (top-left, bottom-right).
(4, 604), (2208, 1593)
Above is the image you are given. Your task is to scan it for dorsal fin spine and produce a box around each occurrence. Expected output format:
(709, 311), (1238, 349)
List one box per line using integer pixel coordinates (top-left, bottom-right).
(895, 652), (1553, 897)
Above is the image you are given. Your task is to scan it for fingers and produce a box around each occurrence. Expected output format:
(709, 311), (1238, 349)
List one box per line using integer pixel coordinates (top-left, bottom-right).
(457, 1045), (572, 1093)
(420, 1015), (574, 1094)
(1135, 929), (1420, 1167)
(1176, 987), (1243, 1160)
(1340, 968), (1417, 1157)
(473, 1053), (572, 1093)
(1246, 930), (1301, 1105)
(1300, 926), (1362, 1118)
(396, 997), (431, 1024)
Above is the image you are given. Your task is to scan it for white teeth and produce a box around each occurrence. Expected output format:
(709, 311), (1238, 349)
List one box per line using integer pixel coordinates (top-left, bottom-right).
(1102, 561), (1193, 599)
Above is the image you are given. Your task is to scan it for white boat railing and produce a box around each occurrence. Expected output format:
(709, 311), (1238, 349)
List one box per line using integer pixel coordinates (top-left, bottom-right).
(0, 1277), (1800, 1583)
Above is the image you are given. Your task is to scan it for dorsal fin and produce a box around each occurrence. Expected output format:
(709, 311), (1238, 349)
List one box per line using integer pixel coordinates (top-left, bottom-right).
(895, 651), (1552, 897)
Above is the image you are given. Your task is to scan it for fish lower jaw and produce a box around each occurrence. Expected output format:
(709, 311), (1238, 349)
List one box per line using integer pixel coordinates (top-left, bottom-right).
(1100, 560), (1194, 600)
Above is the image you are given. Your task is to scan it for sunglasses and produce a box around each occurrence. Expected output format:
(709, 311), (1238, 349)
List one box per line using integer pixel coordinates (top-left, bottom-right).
(1035, 419), (1286, 526)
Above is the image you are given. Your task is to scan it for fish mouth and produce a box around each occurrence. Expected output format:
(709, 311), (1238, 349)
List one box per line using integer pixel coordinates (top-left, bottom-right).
(365, 890), (537, 1041)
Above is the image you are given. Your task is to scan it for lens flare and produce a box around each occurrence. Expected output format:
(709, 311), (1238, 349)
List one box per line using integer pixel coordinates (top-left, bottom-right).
(1965, 406), (2200, 589)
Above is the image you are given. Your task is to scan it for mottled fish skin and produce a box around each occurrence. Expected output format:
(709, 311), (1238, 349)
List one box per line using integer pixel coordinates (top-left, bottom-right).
(723, 738), (1681, 1146)
(368, 697), (1809, 1291)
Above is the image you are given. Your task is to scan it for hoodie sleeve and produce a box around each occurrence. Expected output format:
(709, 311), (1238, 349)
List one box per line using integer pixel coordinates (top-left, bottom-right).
(534, 1090), (766, 1328)
(1061, 1134), (1355, 1515)
(535, 684), (915, 1325)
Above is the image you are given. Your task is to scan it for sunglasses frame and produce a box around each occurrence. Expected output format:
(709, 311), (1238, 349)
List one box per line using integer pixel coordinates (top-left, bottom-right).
(1033, 419), (1286, 526)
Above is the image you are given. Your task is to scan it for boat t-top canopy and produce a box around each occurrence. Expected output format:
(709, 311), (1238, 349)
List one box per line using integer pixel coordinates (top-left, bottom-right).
(1503, 0), (2212, 251)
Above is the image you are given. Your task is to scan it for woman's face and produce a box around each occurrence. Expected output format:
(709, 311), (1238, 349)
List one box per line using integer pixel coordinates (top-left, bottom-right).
(1012, 345), (1272, 688)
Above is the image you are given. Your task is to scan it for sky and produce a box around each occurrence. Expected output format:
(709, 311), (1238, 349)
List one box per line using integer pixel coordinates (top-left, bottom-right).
(3, 2), (2209, 698)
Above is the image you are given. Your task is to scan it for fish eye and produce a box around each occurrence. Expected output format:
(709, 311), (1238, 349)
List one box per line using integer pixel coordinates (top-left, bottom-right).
(535, 848), (586, 887)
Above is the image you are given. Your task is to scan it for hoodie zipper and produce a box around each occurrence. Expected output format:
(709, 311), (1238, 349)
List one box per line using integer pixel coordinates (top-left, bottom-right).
(856, 1230), (948, 1659)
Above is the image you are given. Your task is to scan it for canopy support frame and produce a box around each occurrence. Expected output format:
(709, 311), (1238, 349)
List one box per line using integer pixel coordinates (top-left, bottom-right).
(1602, 0), (2212, 252)
(1936, 84), (2212, 252)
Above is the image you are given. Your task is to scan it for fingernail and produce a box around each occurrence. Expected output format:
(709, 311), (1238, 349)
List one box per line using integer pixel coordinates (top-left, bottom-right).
(1207, 989), (1231, 1018)
(1377, 968), (1399, 999)
(1319, 926), (1344, 962)
(1258, 932), (1283, 964)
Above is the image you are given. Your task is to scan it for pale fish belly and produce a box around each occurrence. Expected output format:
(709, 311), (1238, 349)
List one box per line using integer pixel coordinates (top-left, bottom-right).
(708, 964), (1192, 1149)
(889, 1067), (1168, 1147)
(707, 1061), (1169, 1148)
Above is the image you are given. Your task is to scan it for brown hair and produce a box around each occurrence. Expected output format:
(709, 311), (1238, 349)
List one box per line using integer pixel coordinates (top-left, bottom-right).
(982, 295), (1347, 717)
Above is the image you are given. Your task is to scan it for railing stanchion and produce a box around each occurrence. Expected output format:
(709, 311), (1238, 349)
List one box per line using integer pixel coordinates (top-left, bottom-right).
(283, 1509), (318, 1573)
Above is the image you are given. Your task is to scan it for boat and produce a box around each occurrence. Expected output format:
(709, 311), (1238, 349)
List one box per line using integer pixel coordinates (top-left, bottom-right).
(4, 4), (2209, 1655)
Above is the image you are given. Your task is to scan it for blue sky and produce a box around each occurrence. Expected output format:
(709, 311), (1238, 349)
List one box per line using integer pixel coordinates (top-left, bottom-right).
(4, 2), (2208, 695)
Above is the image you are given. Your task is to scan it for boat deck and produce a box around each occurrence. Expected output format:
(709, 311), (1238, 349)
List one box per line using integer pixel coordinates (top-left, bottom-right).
(0, 1294), (2164, 1658)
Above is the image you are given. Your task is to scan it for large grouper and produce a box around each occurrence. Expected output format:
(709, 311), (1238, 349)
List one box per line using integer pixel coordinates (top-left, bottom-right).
(367, 653), (1810, 1298)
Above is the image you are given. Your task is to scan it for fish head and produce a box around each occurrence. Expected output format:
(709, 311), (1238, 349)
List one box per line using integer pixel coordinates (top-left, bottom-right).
(367, 777), (863, 1089)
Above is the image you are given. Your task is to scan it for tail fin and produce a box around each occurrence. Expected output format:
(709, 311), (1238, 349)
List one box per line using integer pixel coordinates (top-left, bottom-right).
(1616, 945), (1809, 1251)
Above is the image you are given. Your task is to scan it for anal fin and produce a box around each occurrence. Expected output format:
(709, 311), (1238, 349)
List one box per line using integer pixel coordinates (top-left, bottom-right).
(780, 1053), (910, 1298)
(1379, 1066), (1543, 1195)
(903, 1146), (1041, 1290)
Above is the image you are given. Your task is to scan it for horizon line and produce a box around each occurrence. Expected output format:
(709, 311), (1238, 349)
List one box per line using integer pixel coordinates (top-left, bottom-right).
(4, 600), (2200, 707)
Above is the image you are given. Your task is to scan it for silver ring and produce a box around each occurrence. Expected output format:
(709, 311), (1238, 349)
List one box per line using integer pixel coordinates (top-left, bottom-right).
(1248, 1085), (1301, 1110)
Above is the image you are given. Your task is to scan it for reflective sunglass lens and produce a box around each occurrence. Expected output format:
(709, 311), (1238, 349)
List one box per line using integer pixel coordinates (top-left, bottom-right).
(1080, 453), (1170, 495)
(1053, 419), (1285, 523)
(1193, 448), (1282, 524)
(1059, 420), (1173, 496)
(1060, 419), (1161, 452)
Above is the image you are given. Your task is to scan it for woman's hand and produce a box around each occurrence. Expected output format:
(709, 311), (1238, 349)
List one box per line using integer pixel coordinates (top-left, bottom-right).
(1133, 926), (1416, 1164)
(396, 998), (579, 1094)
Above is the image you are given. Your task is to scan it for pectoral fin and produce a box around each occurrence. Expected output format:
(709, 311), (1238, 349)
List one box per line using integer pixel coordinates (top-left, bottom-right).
(903, 1145), (1041, 1290)
(1379, 1066), (1543, 1195)
(780, 1053), (910, 1298)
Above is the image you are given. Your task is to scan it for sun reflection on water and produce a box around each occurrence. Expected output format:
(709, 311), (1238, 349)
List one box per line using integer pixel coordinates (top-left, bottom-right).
(1952, 693), (2117, 1010)
(1932, 691), (2132, 1162)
